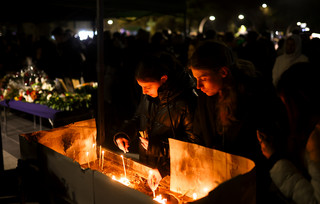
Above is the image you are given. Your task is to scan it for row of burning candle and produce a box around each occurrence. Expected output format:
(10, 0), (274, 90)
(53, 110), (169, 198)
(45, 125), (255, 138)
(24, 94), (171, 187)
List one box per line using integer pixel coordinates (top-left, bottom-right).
(86, 144), (168, 203)
(85, 144), (105, 170)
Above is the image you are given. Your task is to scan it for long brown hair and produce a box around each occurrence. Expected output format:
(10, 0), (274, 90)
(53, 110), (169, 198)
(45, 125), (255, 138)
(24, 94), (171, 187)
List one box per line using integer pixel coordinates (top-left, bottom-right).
(189, 40), (239, 132)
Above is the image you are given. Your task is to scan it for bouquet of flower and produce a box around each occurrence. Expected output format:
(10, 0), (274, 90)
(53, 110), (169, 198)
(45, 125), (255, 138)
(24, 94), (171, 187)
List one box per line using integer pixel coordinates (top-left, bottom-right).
(0, 66), (96, 111)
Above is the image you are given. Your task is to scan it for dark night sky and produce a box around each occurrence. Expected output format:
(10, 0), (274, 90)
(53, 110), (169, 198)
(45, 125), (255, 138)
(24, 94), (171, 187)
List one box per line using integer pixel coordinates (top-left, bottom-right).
(1, 0), (320, 32)
(188, 0), (320, 32)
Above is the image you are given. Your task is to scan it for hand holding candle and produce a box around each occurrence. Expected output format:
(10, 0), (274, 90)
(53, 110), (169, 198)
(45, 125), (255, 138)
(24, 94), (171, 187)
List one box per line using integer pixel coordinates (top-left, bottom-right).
(116, 138), (129, 153)
(148, 169), (162, 198)
(139, 137), (149, 150)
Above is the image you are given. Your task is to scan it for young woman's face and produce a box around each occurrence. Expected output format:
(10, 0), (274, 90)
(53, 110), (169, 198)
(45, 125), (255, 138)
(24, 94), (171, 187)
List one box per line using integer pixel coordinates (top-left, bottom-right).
(137, 80), (162, 98)
(191, 67), (225, 96)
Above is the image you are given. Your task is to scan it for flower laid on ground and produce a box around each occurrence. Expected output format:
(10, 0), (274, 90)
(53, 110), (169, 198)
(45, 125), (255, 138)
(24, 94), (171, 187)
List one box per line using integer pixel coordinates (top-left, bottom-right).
(0, 66), (96, 111)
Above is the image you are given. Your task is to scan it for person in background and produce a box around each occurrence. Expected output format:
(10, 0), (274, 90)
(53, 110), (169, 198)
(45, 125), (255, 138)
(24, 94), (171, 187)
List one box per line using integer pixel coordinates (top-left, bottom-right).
(113, 52), (199, 188)
(51, 27), (85, 79)
(258, 62), (320, 204)
(272, 34), (308, 87)
(188, 41), (289, 204)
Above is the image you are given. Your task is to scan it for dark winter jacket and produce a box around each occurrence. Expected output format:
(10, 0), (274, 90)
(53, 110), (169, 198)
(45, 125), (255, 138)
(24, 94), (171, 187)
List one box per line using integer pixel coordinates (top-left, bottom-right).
(114, 70), (199, 177)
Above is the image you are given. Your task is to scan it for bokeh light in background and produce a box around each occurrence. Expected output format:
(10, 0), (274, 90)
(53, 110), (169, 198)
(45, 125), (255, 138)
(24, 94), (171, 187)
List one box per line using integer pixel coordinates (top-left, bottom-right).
(238, 14), (244, 20)
(209, 16), (216, 21)
(77, 30), (95, 40)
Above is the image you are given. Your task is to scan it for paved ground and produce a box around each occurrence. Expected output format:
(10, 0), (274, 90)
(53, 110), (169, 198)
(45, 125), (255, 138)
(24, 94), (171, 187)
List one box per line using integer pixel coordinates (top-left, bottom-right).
(1, 109), (51, 171)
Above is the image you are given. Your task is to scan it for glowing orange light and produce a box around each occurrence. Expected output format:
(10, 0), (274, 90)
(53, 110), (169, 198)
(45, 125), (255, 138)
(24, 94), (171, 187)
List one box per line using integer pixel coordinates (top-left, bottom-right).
(86, 151), (90, 168)
(153, 194), (167, 204)
(203, 187), (209, 193)
(101, 151), (105, 170)
(193, 193), (197, 200)
(121, 155), (127, 178)
(112, 175), (130, 186)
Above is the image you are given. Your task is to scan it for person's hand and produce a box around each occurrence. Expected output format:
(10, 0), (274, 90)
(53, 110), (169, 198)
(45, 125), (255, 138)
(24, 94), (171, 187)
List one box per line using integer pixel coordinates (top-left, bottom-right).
(116, 138), (129, 153)
(140, 137), (149, 150)
(257, 130), (275, 159)
(148, 169), (162, 195)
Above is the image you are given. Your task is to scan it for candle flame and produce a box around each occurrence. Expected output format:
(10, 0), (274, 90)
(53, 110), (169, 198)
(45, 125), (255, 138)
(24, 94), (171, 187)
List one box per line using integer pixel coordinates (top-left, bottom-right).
(193, 193), (197, 200)
(153, 194), (167, 204)
(112, 175), (130, 186)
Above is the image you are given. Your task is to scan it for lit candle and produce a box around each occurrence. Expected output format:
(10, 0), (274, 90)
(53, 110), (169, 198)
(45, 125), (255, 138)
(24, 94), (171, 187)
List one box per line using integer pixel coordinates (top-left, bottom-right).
(101, 150), (105, 170)
(121, 155), (127, 178)
(99, 145), (102, 168)
(149, 170), (156, 198)
(153, 194), (167, 204)
(193, 193), (197, 200)
(86, 151), (90, 168)
(92, 143), (96, 165)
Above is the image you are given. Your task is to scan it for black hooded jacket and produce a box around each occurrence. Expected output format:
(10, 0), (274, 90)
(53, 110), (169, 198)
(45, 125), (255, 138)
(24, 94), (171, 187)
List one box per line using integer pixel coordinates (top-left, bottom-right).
(114, 69), (199, 177)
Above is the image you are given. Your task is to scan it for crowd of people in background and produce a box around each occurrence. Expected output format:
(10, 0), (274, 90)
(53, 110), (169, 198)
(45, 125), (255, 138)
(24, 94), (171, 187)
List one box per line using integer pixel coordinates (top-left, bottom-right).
(1, 27), (320, 82)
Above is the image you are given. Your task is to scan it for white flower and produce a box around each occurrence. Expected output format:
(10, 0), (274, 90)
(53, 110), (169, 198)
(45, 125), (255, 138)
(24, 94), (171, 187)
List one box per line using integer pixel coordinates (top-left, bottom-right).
(42, 83), (54, 91)
(3, 89), (8, 97)
(32, 85), (41, 91)
(47, 94), (52, 101)
(41, 77), (47, 84)
(24, 94), (34, 103)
